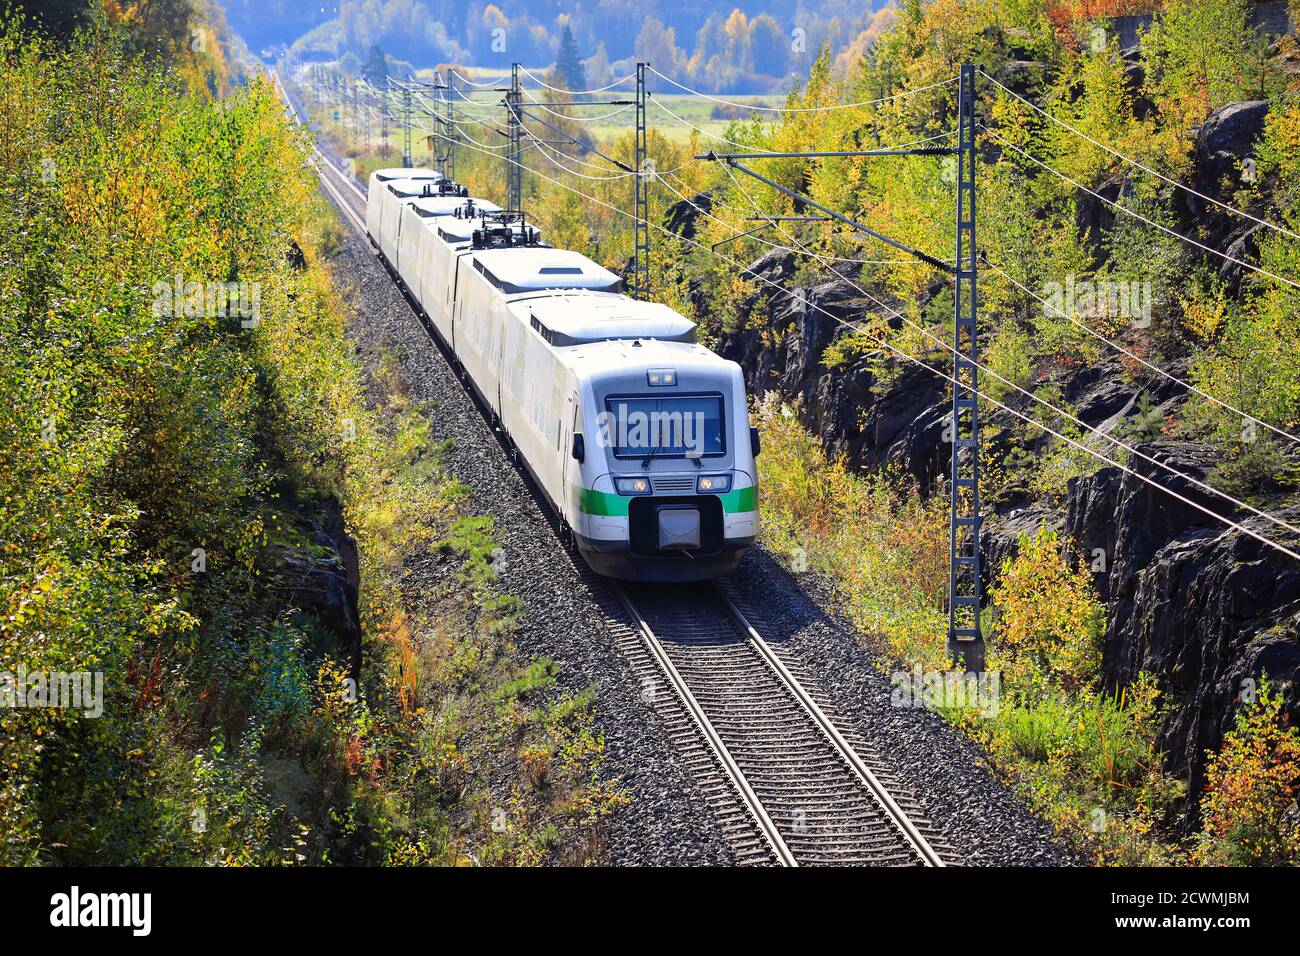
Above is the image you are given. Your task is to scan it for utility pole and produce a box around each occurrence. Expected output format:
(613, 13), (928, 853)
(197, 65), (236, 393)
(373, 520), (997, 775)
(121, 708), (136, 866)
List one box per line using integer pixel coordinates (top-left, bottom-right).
(696, 63), (983, 672)
(382, 77), (390, 161)
(507, 63), (522, 211)
(402, 86), (412, 167)
(431, 70), (444, 177)
(446, 70), (457, 182)
(631, 62), (650, 301)
(948, 63), (983, 671)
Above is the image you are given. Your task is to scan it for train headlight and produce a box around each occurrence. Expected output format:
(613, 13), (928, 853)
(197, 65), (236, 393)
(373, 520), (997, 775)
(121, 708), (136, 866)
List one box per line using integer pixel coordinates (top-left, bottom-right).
(696, 474), (732, 494)
(646, 368), (676, 387)
(614, 476), (652, 495)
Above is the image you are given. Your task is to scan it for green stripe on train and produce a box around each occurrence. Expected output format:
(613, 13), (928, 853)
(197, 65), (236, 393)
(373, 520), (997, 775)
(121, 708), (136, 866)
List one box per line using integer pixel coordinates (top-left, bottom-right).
(719, 486), (757, 513)
(578, 488), (630, 517)
(578, 485), (756, 516)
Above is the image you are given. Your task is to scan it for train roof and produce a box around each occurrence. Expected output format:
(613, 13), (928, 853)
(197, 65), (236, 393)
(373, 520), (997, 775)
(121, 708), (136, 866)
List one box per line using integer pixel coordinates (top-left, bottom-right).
(473, 249), (620, 294)
(435, 213), (528, 245)
(372, 167), (441, 182)
(512, 292), (695, 346)
(385, 178), (446, 198)
(412, 196), (501, 220)
(563, 337), (739, 383)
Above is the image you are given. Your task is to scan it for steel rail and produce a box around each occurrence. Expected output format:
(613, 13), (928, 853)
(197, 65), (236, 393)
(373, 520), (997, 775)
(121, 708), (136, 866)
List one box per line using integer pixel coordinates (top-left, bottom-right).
(611, 582), (798, 867)
(715, 586), (945, 867)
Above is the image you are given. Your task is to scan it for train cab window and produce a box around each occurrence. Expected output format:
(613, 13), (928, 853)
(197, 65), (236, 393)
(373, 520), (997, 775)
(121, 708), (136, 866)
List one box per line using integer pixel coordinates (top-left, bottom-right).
(604, 394), (726, 459)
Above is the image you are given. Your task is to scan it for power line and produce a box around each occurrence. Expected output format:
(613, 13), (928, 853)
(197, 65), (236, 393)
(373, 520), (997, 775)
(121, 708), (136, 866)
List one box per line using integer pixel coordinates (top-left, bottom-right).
(984, 257), (1300, 447)
(979, 68), (1300, 244)
(651, 94), (957, 159)
(982, 125), (1300, 293)
(656, 167), (946, 266)
(517, 65), (637, 95)
(706, 163), (1300, 543)
(646, 66), (958, 113)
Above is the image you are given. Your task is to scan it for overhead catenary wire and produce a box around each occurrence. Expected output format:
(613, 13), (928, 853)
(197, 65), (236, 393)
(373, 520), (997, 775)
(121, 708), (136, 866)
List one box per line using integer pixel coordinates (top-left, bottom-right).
(982, 124), (1300, 293)
(657, 166), (949, 266)
(420, 122), (1300, 564)
(651, 93), (958, 158)
(519, 90), (636, 123)
(647, 66), (958, 113)
(983, 257), (1300, 447)
(978, 68), (1300, 244)
(517, 65), (637, 95)
(446, 68), (512, 89)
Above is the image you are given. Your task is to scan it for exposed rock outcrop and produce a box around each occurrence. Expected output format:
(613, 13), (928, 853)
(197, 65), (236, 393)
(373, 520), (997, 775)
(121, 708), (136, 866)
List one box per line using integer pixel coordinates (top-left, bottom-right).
(273, 498), (363, 680)
(1180, 100), (1272, 291)
(664, 191), (713, 242)
(667, 96), (1300, 822)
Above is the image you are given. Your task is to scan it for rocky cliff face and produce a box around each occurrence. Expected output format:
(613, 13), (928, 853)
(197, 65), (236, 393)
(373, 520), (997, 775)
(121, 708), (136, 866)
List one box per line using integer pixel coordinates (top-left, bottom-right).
(669, 96), (1300, 820)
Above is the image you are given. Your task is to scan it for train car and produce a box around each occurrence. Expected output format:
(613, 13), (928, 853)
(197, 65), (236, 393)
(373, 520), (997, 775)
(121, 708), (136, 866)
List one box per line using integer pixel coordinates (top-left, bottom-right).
(396, 195), (502, 333)
(365, 167), (442, 267)
(366, 169), (759, 580)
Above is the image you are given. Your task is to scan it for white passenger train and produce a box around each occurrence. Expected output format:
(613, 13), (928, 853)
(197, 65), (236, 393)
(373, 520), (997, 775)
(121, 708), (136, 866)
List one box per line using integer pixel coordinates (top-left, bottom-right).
(367, 166), (759, 580)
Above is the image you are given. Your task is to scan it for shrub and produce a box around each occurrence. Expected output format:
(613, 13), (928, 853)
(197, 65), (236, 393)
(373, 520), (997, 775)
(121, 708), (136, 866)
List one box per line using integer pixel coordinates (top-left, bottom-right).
(990, 528), (1105, 692)
(753, 394), (950, 667)
(1196, 681), (1300, 866)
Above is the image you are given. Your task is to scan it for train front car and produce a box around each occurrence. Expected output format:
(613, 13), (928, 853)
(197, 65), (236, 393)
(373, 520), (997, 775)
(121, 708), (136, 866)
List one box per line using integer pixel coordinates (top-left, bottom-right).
(569, 336), (759, 582)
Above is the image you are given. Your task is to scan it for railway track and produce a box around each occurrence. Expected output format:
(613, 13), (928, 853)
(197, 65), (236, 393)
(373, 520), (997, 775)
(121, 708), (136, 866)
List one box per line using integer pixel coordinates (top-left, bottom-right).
(610, 579), (947, 866)
(274, 70), (372, 233)
(288, 79), (951, 866)
(310, 147), (369, 234)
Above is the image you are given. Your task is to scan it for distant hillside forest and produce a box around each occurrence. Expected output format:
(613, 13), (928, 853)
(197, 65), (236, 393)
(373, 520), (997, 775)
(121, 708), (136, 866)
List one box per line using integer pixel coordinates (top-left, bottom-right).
(272, 0), (898, 93)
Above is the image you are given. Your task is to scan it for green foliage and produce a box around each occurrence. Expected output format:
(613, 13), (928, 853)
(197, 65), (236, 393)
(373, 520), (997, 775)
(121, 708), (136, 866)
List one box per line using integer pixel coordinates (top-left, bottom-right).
(983, 321), (1034, 403)
(1208, 439), (1300, 499)
(1196, 680), (1300, 866)
(1112, 393), (1165, 444)
(990, 528), (1105, 693)
(967, 674), (1184, 865)
(1142, 0), (1263, 128)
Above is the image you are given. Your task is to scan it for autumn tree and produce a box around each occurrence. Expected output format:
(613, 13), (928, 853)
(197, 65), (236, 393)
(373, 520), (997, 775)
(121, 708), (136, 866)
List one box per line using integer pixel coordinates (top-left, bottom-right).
(1142, 0), (1257, 126)
(991, 529), (1105, 691)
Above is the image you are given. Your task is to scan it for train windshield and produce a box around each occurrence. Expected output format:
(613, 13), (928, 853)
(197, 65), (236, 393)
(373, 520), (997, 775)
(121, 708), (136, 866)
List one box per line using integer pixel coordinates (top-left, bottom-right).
(603, 394), (725, 459)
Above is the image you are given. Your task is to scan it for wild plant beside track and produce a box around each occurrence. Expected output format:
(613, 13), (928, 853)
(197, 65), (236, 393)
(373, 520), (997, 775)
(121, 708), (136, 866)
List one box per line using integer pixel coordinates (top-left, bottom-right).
(0, 17), (621, 866)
